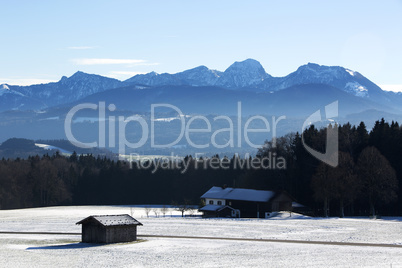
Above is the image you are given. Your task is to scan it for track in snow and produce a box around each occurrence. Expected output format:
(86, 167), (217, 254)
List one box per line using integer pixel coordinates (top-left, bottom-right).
(1, 231), (402, 249)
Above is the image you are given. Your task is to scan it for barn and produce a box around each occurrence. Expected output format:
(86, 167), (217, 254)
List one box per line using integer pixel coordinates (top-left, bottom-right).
(76, 214), (143, 243)
(199, 186), (294, 218)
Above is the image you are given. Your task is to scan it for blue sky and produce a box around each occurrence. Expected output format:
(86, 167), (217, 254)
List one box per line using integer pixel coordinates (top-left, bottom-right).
(1, 0), (402, 91)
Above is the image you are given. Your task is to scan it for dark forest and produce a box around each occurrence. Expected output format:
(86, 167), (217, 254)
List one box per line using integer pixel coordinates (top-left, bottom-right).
(0, 119), (400, 217)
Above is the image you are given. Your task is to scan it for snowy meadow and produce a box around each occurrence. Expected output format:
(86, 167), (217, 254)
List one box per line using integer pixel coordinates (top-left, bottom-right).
(0, 205), (402, 267)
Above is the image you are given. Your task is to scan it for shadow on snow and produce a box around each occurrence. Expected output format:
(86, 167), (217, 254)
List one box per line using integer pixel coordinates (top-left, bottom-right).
(27, 242), (104, 250)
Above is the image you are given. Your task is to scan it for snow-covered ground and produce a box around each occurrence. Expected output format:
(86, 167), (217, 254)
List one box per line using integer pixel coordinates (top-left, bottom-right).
(1, 206), (402, 267)
(34, 143), (72, 154)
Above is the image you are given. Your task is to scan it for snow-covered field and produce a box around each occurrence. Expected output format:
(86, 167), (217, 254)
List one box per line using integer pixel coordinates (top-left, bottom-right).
(1, 205), (402, 267)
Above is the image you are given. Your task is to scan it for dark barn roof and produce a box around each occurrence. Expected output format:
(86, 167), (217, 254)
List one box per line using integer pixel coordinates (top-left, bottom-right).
(76, 214), (143, 227)
(201, 186), (275, 202)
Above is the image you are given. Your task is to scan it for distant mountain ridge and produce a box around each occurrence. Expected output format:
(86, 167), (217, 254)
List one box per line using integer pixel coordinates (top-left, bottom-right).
(0, 59), (400, 112)
(2, 72), (122, 111)
(124, 59), (269, 88)
(2, 59), (402, 156)
(76, 83), (390, 117)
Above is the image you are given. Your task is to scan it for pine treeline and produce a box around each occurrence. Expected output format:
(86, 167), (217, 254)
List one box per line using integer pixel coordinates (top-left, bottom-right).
(0, 119), (400, 217)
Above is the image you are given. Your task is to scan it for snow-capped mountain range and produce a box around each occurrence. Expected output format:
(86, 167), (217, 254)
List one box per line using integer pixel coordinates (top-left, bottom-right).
(2, 59), (402, 154)
(1, 72), (122, 110)
(124, 59), (270, 88)
(0, 59), (400, 112)
(123, 59), (385, 100)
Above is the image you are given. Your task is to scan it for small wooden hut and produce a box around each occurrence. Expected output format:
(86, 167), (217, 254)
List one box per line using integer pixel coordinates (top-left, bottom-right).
(76, 214), (142, 243)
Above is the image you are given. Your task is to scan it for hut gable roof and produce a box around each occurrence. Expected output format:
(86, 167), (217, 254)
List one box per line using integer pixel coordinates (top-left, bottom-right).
(201, 186), (275, 202)
(76, 214), (143, 227)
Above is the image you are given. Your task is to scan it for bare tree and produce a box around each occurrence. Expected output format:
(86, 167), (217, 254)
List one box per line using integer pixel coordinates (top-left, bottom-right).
(172, 199), (192, 217)
(144, 206), (152, 218)
(357, 146), (398, 217)
(311, 162), (334, 217)
(312, 152), (363, 218)
(130, 207), (135, 217)
(153, 208), (160, 218)
(331, 152), (360, 218)
(187, 207), (196, 217)
(160, 205), (169, 217)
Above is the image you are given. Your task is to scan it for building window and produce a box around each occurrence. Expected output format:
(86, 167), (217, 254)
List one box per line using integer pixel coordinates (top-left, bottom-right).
(217, 201), (222, 205)
(209, 200), (214, 205)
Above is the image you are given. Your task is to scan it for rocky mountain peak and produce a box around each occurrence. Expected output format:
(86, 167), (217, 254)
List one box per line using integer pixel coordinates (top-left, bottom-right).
(216, 59), (270, 88)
